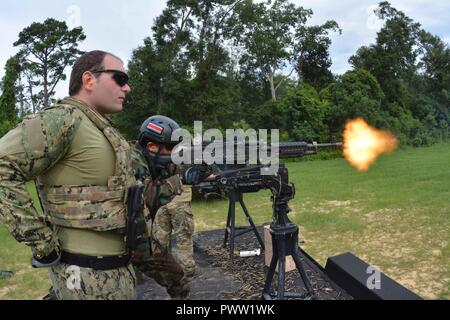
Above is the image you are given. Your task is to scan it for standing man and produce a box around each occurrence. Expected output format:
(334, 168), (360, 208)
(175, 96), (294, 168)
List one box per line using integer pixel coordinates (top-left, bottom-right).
(133, 116), (201, 300)
(0, 50), (141, 299)
(132, 116), (188, 299)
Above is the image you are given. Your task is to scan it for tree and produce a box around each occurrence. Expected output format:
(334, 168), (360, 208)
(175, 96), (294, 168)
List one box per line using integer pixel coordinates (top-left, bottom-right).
(114, 0), (246, 136)
(230, 0), (312, 101)
(0, 56), (21, 136)
(320, 69), (386, 140)
(14, 18), (86, 111)
(112, 38), (162, 139)
(295, 20), (341, 91)
(417, 31), (450, 93)
(413, 32), (450, 141)
(349, 2), (422, 107)
(279, 84), (329, 141)
(347, 2), (450, 145)
(151, 0), (239, 92)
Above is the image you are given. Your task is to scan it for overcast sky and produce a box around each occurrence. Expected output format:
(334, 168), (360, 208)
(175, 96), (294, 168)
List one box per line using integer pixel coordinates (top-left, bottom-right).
(1, 0), (449, 99)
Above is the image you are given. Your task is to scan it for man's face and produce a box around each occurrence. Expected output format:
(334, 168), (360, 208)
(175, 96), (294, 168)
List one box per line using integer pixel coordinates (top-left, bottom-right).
(146, 142), (172, 156)
(88, 55), (131, 114)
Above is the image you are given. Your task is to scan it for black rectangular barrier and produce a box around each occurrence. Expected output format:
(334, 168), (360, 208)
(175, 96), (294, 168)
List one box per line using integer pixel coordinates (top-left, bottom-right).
(325, 252), (423, 300)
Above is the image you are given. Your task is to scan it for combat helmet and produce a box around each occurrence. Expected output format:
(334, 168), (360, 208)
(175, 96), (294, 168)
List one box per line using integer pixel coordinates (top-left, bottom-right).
(137, 115), (181, 177)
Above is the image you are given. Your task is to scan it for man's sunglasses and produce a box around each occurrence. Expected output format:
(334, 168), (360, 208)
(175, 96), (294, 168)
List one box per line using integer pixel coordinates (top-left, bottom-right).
(90, 69), (129, 87)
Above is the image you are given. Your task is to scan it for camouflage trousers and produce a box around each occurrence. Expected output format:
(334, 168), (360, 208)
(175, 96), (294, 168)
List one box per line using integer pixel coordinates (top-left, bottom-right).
(131, 226), (187, 299)
(152, 197), (195, 275)
(48, 262), (136, 300)
(150, 187), (195, 299)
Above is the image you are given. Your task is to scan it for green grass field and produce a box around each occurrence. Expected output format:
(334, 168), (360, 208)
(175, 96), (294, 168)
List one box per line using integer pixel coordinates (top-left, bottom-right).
(1, 143), (449, 299)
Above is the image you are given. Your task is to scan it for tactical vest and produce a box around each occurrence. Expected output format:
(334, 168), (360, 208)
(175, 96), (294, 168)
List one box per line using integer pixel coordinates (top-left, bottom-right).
(37, 97), (136, 231)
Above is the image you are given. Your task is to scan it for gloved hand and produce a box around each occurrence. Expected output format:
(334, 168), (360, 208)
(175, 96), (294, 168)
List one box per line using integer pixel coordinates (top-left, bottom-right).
(181, 166), (205, 185)
(31, 249), (61, 268)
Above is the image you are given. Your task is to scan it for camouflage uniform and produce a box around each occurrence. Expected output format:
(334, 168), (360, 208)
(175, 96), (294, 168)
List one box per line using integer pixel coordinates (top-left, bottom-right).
(149, 184), (195, 299)
(0, 97), (178, 300)
(48, 263), (137, 300)
(128, 165), (186, 296)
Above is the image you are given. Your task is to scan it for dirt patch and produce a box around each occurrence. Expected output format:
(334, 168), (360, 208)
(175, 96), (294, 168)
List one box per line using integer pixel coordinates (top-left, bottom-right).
(326, 200), (354, 207)
(298, 200), (363, 215)
(0, 285), (17, 298)
(195, 219), (225, 232)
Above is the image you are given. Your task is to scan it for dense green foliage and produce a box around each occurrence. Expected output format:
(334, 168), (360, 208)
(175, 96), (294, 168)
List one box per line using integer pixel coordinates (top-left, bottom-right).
(349, 1), (449, 145)
(0, 56), (21, 136)
(111, 1), (449, 147)
(112, 0), (341, 139)
(1, 1), (449, 147)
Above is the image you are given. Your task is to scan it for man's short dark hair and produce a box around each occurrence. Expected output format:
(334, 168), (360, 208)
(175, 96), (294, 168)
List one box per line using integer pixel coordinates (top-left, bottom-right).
(69, 50), (121, 96)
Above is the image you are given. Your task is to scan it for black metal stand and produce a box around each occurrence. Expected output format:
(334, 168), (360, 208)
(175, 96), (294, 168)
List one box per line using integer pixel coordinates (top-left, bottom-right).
(262, 222), (316, 300)
(216, 164), (315, 299)
(223, 189), (265, 262)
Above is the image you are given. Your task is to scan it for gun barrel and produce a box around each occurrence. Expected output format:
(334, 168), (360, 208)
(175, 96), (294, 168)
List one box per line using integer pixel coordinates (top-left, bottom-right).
(310, 142), (343, 148)
(278, 141), (342, 158)
(176, 141), (342, 163)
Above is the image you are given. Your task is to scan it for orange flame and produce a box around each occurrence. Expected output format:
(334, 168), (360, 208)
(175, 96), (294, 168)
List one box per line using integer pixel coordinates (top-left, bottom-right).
(343, 118), (397, 172)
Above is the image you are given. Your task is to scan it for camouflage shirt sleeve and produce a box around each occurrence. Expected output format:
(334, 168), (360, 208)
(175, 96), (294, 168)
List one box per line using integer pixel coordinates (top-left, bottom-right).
(0, 106), (82, 258)
(130, 146), (183, 217)
(143, 174), (183, 218)
(130, 144), (150, 180)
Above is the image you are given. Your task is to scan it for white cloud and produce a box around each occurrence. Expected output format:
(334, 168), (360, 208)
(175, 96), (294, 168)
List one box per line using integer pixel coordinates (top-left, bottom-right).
(0, 19), (22, 62)
(365, 4), (384, 31)
(444, 36), (450, 46)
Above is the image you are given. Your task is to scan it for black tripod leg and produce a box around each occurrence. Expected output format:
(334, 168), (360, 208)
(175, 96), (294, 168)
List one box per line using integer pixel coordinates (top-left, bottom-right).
(223, 195), (233, 247)
(263, 251), (278, 297)
(229, 195), (236, 262)
(239, 196), (265, 249)
(276, 237), (287, 300)
(292, 248), (315, 297)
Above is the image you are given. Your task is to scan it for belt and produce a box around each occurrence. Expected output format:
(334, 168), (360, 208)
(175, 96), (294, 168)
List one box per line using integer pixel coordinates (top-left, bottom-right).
(60, 251), (131, 270)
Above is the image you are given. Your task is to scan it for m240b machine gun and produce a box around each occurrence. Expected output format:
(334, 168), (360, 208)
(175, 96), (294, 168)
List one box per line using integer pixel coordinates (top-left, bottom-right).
(178, 140), (341, 300)
(190, 141), (341, 199)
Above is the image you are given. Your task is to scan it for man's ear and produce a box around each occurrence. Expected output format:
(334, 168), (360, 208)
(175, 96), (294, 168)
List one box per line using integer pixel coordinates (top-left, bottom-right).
(82, 71), (96, 91)
(146, 142), (160, 153)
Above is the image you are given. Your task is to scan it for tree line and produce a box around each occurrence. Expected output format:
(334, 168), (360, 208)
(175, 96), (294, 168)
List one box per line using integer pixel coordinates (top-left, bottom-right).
(1, 1), (449, 147)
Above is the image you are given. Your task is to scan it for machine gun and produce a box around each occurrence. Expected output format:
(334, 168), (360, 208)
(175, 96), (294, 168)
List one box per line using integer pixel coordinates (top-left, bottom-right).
(186, 141), (341, 199)
(177, 140), (341, 253)
(177, 140), (341, 299)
